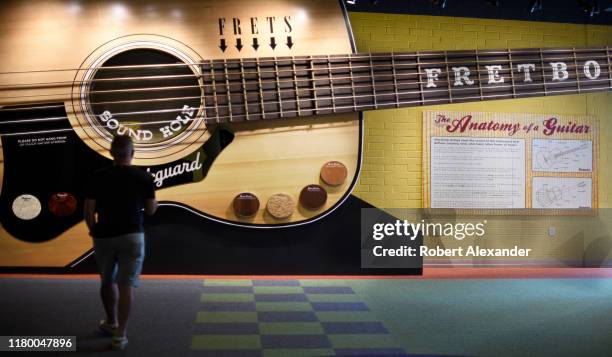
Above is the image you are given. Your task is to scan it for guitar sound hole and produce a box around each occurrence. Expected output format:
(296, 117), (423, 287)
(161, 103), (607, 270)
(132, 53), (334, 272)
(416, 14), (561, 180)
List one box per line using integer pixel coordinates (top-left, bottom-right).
(87, 48), (202, 146)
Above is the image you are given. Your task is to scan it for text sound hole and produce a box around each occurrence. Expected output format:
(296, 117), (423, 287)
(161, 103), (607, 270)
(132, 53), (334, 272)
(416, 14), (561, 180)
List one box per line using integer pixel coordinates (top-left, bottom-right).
(88, 48), (202, 146)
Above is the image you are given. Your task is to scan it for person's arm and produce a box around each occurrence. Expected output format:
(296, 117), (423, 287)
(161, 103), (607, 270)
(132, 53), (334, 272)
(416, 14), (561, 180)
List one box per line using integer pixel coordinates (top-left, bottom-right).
(144, 198), (157, 216)
(84, 174), (99, 236)
(83, 198), (96, 235)
(144, 172), (157, 216)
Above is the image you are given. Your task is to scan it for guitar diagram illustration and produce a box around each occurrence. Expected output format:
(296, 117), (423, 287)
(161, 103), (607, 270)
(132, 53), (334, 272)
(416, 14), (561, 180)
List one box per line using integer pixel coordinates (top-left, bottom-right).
(532, 139), (592, 172)
(532, 177), (592, 209)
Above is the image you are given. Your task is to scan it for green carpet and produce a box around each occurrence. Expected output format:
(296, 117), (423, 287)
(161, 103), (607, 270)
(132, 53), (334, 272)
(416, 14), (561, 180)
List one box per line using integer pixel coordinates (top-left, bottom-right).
(191, 278), (612, 356)
(1, 277), (610, 356)
(348, 278), (612, 357)
(192, 279), (407, 356)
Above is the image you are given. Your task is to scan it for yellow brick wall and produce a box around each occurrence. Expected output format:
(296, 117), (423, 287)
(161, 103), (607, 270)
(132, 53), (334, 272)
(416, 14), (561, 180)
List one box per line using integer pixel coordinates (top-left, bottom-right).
(348, 13), (612, 265)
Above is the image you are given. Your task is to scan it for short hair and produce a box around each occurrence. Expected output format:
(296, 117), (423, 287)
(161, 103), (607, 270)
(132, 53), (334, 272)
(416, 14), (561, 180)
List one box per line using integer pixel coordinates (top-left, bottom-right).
(110, 135), (134, 160)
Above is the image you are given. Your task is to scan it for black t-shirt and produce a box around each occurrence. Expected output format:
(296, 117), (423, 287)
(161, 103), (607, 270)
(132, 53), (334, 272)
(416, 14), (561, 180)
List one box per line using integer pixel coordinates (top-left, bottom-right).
(86, 165), (155, 238)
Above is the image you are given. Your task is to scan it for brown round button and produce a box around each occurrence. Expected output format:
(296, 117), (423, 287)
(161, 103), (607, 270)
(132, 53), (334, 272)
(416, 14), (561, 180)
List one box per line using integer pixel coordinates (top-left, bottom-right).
(299, 184), (327, 210)
(266, 193), (295, 219)
(48, 192), (77, 217)
(320, 161), (348, 186)
(233, 192), (260, 217)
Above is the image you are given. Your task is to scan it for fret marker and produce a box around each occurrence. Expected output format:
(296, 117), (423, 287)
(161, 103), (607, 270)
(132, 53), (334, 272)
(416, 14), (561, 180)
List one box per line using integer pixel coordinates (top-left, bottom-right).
(452, 66), (474, 86)
(517, 63), (535, 82)
(583, 60), (601, 79)
(425, 68), (442, 88)
(550, 62), (569, 81)
(485, 65), (504, 84)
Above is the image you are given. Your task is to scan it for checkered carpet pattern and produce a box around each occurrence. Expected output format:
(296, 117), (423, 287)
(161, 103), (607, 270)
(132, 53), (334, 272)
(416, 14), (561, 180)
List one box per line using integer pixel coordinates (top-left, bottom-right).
(191, 279), (409, 356)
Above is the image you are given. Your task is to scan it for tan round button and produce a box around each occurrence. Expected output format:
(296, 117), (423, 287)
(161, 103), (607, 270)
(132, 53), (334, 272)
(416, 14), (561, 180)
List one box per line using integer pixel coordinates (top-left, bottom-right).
(233, 192), (260, 217)
(320, 161), (348, 186)
(266, 193), (295, 219)
(299, 184), (327, 210)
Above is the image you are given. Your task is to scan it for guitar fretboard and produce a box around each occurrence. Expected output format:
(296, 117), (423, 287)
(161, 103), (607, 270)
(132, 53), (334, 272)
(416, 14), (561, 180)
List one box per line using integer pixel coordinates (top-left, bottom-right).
(199, 47), (611, 124)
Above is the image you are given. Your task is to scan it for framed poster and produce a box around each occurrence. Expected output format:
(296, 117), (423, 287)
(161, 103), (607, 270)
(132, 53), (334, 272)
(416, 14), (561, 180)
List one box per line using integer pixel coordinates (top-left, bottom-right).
(423, 111), (598, 215)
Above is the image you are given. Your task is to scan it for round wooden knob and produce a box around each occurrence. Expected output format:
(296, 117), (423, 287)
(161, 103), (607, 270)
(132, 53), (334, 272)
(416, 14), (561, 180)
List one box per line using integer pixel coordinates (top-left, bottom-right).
(266, 193), (295, 219)
(232, 192), (260, 217)
(48, 192), (78, 217)
(320, 161), (347, 186)
(299, 184), (327, 210)
(12, 194), (42, 220)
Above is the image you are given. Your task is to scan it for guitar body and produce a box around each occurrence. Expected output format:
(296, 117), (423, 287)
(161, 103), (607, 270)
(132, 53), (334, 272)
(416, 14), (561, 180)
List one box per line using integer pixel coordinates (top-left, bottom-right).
(0, 0), (360, 267)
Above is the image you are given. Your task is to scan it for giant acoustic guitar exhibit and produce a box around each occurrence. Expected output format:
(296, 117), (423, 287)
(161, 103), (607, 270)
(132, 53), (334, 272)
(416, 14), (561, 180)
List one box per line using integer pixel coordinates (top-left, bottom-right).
(0, 0), (609, 267)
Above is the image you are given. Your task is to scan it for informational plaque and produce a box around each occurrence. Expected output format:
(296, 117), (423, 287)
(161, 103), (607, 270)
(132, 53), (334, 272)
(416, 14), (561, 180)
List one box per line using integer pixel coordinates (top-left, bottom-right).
(423, 111), (598, 214)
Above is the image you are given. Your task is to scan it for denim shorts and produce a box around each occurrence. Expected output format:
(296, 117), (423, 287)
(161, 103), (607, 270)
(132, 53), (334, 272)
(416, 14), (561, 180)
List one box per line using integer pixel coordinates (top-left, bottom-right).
(93, 232), (145, 288)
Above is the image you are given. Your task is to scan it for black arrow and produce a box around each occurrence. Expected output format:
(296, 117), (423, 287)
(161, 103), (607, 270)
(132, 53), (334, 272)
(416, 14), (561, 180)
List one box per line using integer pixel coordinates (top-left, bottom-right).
(269, 37), (277, 50)
(252, 38), (259, 50)
(219, 39), (227, 52)
(286, 36), (294, 49)
(235, 38), (243, 51)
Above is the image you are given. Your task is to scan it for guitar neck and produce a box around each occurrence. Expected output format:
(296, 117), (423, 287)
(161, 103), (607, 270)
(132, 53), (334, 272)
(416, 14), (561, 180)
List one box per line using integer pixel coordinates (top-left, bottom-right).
(200, 47), (611, 124)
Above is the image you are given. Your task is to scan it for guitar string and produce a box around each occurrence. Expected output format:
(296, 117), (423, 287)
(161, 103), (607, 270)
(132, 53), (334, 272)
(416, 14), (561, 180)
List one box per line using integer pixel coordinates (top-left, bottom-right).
(2, 85), (607, 138)
(0, 62), (609, 103)
(0, 84), (608, 137)
(0, 76), (609, 125)
(0, 48), (608, 75)
(0, 53), (610, 90)
(0, 75), (609, 124)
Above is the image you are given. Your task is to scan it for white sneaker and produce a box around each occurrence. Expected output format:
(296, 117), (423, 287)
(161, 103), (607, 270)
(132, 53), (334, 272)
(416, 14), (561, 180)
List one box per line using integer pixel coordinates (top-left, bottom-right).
(111, 336), (128, 350)
(98, 320), (117, 337)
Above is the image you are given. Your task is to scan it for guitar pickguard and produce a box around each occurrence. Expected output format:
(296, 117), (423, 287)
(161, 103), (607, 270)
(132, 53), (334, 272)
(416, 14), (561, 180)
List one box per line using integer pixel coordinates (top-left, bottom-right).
(0, 103), (233, 242)
(0, 104), (108, 242)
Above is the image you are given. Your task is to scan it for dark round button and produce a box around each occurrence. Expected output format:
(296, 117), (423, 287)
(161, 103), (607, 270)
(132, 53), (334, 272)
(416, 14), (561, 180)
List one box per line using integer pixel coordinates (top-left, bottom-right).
(48, 192), (77, 217)
(299, 184), (328, 210)
(233, 192), (260, 217)
(320, 161), (348, 186)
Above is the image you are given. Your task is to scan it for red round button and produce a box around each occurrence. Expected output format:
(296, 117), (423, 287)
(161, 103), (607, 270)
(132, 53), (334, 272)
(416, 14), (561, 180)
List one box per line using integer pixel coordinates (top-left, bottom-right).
(320, 161), (348, 186)
(48, 192), (77, 217)
(299, 184), (328, 210)
(233, 192), (260, 217)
